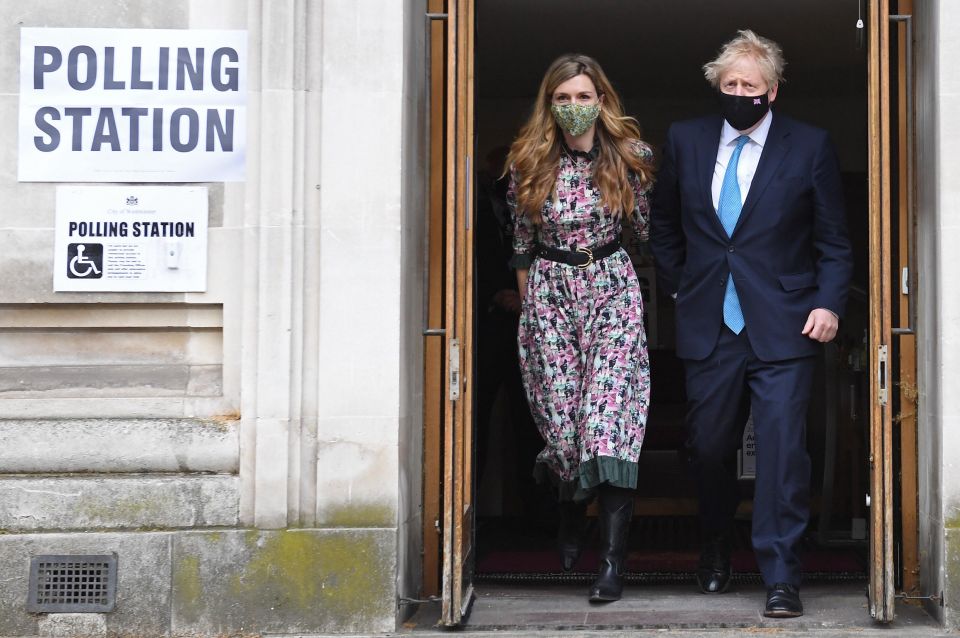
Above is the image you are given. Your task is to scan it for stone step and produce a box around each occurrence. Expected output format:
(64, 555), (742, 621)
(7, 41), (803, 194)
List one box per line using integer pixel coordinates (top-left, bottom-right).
(0, 418), (238, 473)
(0, 474), (239, 532)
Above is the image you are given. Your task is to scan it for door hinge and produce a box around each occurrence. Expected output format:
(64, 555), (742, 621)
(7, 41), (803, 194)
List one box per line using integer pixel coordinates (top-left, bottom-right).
(896, 591), (942, 605)
(449, 338), (460, 401)
(877, 344), (889, 406)
(901, 267), (909, 295)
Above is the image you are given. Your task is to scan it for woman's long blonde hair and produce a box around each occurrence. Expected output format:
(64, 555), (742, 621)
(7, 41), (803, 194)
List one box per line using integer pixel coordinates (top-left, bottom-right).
(506, 54), (654, 223)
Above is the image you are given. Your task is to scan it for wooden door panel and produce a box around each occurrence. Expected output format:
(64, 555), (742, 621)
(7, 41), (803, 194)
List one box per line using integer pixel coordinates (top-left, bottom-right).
(440, 0), (475, 626)
(891, 0), (920, 598)
(421, 0), (448, 599)
(867, 0), (895, 622)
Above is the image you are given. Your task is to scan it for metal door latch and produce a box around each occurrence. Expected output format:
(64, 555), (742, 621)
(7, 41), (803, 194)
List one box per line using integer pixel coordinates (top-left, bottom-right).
(877, 345), (888, 406)
(449, 339), (460, 401)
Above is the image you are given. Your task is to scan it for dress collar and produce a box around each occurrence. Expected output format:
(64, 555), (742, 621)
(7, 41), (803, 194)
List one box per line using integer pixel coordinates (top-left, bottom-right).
(561, 138), (600, 161)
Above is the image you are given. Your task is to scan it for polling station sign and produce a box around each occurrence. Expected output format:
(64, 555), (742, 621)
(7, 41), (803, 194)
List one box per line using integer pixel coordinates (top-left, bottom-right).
(54, 186), (208, 292)
(19, 28), (246, 182)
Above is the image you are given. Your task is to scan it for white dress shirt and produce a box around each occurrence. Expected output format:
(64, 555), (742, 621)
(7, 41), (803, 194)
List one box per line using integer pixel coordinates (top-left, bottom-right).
(711, 110), (773, 212)
(669, 111), (776, 302)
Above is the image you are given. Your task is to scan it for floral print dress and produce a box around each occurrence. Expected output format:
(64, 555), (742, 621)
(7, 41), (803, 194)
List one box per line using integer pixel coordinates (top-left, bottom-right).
(508, 140), (652, 502)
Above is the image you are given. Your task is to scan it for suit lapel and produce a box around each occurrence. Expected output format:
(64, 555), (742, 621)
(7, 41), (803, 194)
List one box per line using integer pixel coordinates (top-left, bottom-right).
(733, 113), (791, 236)
(696, 116), (726, 237)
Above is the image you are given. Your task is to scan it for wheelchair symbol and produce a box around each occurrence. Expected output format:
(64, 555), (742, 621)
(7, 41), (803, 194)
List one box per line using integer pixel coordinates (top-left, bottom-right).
(67, 243), (103, 279)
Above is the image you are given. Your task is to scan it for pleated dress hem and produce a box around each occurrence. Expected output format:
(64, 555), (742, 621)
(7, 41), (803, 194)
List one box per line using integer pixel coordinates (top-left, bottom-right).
(533, 455), (638, 504)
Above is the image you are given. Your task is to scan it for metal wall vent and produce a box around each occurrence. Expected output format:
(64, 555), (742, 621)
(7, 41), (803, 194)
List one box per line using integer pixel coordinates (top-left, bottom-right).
(26, 554), (117, 613)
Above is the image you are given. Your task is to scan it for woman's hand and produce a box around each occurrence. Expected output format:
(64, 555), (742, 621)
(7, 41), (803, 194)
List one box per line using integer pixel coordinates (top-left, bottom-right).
(493, 289), (522, 314)
(516, 269), (529, 302)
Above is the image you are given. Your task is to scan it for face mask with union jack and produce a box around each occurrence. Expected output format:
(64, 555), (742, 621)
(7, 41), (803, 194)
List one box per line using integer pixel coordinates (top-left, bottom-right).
(718, 91), (770, 131)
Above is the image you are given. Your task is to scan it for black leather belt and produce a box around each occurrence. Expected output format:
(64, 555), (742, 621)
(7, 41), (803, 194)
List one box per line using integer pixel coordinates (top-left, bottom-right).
(534, 239), (621, 269)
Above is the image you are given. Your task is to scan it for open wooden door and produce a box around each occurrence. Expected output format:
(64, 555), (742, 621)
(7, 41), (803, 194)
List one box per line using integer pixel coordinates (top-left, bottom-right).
(891, 0), (921, 600)
(439, 0), (476, 626)
(867, 0), (896, 622)
(421, 0), (448, 600)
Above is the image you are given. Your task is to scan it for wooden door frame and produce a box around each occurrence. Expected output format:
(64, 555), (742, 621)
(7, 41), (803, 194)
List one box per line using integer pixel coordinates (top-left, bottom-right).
(419, 0), (914, 624)
(439, 0), (476, 625)
(892, 0), (920, 600)
(421, 0), (447, 599)
(867, 0), (905, 622)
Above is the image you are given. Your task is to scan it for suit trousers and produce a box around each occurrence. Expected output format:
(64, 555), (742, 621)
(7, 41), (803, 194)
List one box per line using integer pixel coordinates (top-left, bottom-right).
(684, 325), (815, 587)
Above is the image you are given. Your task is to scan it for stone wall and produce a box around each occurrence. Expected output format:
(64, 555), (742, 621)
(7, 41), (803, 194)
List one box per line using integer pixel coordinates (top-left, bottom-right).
(913, 0), (945, 625)
(928, 0), (960, 629)
(0, 0), (416, 634)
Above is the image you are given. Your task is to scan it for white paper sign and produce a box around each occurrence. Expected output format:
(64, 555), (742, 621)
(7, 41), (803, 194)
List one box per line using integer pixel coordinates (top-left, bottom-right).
(19, 28), (246, 182)
(54, 186), (208, 292)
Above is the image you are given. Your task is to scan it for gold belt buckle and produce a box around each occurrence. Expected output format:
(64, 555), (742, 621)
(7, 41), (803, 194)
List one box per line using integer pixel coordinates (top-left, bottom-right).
(576, 247), (594, 269)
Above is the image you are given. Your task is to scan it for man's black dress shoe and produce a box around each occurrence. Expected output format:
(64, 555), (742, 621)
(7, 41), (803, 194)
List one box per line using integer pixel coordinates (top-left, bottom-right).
(696, 535), (731, 594)
(764, 583), (803, 618)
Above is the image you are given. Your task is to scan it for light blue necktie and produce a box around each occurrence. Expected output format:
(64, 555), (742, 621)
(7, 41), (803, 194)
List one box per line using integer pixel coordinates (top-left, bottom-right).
(718, 135), (750, 334)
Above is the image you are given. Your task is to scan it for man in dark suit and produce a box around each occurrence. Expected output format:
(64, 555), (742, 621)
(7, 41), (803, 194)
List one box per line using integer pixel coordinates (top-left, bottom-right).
(650, 30), (853, 617)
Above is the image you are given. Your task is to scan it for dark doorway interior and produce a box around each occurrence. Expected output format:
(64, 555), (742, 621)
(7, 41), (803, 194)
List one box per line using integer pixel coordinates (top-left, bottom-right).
(471, 0), (872, 585)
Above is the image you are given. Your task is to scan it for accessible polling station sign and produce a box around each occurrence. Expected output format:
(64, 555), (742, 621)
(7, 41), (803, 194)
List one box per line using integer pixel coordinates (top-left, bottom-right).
(54, 185), (208, 292)
(18, 28), (247, 182)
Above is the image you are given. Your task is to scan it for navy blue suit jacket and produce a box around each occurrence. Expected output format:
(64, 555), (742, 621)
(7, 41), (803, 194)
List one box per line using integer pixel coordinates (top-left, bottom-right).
(650, 113), (854, 362)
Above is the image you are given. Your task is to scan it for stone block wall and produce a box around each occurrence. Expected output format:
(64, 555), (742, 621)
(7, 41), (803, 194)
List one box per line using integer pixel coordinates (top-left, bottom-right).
(0, 0), (421, 635)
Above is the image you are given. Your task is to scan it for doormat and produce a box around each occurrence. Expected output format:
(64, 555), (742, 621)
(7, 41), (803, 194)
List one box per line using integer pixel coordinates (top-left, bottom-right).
(475, 516), (867, 582)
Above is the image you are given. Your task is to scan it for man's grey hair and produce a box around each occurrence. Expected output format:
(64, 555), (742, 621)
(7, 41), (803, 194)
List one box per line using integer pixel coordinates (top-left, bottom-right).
(703, 29), (786, 89)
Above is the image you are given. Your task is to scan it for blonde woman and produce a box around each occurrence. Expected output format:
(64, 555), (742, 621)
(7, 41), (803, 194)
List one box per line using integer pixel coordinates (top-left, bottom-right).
(506, 53), (654, 602)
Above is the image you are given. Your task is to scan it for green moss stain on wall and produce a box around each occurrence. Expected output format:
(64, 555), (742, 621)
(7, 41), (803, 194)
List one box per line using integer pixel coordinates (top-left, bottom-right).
(172, 554), (203, 624)
(945, 529), (960, 627)
(228, 530), (392, 625)
(322, 502), (395, 528)
(171, 528), (396, 633)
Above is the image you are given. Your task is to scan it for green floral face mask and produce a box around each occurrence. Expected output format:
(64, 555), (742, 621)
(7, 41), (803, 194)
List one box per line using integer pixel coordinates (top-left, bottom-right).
(550, 103), (601, 137)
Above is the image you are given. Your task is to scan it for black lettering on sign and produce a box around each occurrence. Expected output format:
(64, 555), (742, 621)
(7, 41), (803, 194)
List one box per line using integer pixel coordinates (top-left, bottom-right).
(67, 45), (97, 90)
(103, 47), (125, 89)
(211, 47), (239, 91)
(121, 107), (148, 151)
(130, 47), (153, 89)
(176, 48), (204, 90)
(153, 108), (164, 152)
(34, 107), (60, 151)
(63, 107), (92, 151)
(33, 46), (62, 89)
(32, 106), (237, 152)
(92, 109), (120, 151)
(206, 109), (233, 151)
(170, 108), (199, 152)
(31, 43), (241, 93)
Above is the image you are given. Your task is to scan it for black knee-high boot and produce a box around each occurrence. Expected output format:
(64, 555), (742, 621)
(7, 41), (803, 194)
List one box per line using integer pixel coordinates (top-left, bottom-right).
(557, 500), (587, 571)
(588, 484), (634, 602)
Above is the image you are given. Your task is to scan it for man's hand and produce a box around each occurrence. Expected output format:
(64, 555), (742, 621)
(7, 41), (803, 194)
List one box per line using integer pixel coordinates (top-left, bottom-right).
(802, 308), (838, 342)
